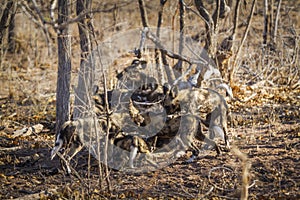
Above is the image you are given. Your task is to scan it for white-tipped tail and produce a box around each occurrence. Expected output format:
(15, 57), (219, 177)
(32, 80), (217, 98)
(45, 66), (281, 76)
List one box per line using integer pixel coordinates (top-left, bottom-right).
(129, 146), (138, 168)
(212, 125), (225, 141)
(51, 139), (63, 160)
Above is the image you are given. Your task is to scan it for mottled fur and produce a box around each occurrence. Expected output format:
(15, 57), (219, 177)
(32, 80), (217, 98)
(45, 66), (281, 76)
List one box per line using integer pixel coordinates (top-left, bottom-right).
(172, 87), (230, 150)
(110, 133), (157, 168)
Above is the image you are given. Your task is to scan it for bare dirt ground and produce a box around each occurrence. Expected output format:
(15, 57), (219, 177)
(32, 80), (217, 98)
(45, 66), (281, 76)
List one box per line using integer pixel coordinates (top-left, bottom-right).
(0, 0), (300, 199)
(0, 62), (299, 199)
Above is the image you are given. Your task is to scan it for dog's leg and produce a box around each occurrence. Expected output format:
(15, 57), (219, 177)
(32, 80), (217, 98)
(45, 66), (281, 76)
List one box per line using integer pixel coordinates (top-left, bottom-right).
(63, 140), (83, 174)
(220, 104), (230, 150)
(195, 122), (221, 155)
(67, 141), (84, 161)
(223, 126), (230, 149)
(186, 142), (201, 163)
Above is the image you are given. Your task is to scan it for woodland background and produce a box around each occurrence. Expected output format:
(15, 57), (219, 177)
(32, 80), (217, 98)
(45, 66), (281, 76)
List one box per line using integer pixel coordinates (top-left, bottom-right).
(0, 0), (299, 199)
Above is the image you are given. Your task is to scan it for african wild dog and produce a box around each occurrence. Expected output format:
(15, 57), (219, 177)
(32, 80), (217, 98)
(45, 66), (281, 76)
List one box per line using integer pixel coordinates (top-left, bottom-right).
(171, 87), (230, 155)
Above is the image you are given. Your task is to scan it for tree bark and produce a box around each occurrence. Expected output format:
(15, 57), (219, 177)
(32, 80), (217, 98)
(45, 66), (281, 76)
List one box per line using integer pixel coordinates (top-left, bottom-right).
(56, 0), (72, 133)
(271, 0), (281, 47)
(138, 0), (149, 28)
(7, 1), (17, 53)
(7, 10), (15, 53)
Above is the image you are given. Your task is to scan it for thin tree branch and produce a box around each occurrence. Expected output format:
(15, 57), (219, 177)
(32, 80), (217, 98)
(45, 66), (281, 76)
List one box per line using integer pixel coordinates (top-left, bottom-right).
(178, 0), (185, 55)
(212, 0), (221, 30)
(183, 2), (209, 26)
(194, 0), (212, 29)
(24, 1), (134, 31)
(230, 0), (256, 85)
(269, 0), (273, 43)
(231, 0), (241, 42)
(272, 0), (282, 45)
(146, 30), (206, 65)
(194, 0), (217, 56)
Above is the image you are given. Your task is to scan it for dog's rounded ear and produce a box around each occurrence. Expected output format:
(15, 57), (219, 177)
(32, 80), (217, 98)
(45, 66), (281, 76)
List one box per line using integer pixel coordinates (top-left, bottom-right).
(116, 71), (124, 79)
(92, 85), (99, 95)
(147, 77), (158, 90)
(131, 59), (140, 66)
(140, 60), (147, 69)
(170, 85), (179, 99)
(163, 83), (171, 95)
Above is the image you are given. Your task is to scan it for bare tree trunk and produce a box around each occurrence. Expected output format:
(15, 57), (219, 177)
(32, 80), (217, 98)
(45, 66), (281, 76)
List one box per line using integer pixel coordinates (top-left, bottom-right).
(231, 0), (241, 43)
(195, 0), (231, 84)
(56, 0), (72, 134)
(178, 0), (184, 55)
(75, 0), (97, 192)
(212, 0), (221, 30)
(0, 0), (16, 46)
(155, 0), (167, 85)
(7, 1), (17, 53)
(77, 0), (93, 60)
(194, 0), (228, 60)
(75, 0), (112, 191)
(155, 0), (175, 83)
(263, 0), (268, 45)
(225, 0), (241, 82)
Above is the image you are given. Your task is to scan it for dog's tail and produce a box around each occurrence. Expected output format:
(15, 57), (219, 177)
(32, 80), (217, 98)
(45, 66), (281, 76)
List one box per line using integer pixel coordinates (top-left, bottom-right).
(51, 138), (63, 160)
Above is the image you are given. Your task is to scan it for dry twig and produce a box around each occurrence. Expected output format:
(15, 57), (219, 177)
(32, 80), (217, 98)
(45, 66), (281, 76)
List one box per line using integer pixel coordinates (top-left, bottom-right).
(231, 146), (252, 200)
